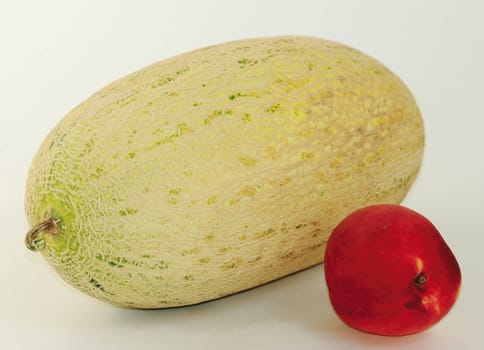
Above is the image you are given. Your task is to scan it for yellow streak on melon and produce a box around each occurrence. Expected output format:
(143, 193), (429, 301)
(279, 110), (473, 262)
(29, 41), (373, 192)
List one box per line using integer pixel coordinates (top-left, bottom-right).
(25, 36), (424, 308)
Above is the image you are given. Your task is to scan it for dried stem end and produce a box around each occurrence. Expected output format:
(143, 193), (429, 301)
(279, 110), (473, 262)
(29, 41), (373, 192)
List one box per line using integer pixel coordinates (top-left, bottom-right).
(25, 217), (60, 252)
(414, 272), (427, 289)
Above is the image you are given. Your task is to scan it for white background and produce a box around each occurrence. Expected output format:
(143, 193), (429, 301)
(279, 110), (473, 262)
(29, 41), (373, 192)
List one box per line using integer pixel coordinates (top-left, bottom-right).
(1, 0), (483, 349)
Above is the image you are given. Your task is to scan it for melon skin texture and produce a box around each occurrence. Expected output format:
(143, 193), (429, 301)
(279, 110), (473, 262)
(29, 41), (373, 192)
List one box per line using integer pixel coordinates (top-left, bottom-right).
(25, 36), (424, 309)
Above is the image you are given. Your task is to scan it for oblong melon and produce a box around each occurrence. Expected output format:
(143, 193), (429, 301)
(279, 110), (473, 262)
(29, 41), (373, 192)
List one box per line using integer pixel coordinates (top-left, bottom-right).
(25, 36), (424, 308)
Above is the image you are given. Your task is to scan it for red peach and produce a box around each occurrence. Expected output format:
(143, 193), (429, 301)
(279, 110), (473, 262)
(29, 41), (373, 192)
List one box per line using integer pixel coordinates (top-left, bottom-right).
(324, 204), (461, 336)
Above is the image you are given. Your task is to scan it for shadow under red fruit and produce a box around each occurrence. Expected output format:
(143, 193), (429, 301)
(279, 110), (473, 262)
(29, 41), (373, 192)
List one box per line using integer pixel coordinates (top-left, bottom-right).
(323, 204), (461, 336)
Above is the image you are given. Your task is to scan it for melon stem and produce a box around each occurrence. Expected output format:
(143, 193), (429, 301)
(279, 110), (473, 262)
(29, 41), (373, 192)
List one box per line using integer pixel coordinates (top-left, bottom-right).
(25, 217), (59, 252)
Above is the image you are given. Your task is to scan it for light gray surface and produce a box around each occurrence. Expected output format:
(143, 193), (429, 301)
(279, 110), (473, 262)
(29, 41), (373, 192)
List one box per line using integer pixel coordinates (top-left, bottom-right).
(1, 1), (483, 349)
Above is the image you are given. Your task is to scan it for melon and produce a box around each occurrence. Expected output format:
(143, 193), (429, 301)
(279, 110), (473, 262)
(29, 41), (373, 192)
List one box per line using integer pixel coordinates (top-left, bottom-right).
(25, 36), (424, 308)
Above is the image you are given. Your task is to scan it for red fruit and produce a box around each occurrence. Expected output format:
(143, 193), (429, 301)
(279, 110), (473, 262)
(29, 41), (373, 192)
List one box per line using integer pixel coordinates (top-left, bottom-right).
(323, 204), (461, 336)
